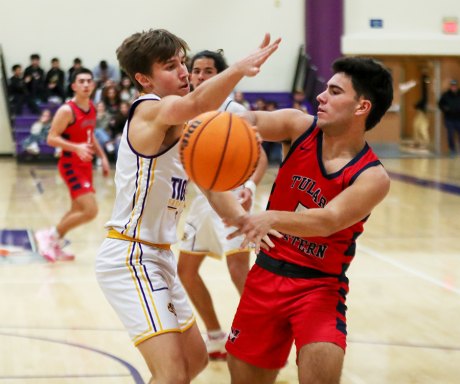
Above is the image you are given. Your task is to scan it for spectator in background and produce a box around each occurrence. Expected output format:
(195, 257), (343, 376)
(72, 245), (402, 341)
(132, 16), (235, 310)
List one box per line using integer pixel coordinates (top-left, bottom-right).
(93, 60), (119, 87)
(24, 53), (46, 103)
(291, 89), (311, 113)
(22, 109), (52, 155)
(252, 97), (266, 111)
(438, 79), (460, 157)
(67, 58), (83, 98)
(94, 101), (115, 155)
(101, 83), (121, 116)
(8, 64), (40, 115)
(234, 90), (250, 109)
(118, 76), (137, 102)
(45, 57), (66, 104)
(413, 71), (430, 148)
(261, 100), (282, 165)
(107, 100), (130, 156)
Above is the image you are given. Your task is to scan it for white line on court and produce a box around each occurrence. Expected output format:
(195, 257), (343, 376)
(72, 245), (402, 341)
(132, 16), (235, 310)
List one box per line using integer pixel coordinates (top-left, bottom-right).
(359, 245), (460, 296)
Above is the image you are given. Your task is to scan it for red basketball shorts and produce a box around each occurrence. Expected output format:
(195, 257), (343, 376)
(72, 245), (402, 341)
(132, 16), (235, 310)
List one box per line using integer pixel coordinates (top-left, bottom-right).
(225, 264), (348, 369)
(58, 160), (94, 199)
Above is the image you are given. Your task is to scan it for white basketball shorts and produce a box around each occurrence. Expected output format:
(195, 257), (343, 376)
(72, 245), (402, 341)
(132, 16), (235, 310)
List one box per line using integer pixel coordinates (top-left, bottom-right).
(95, 237), (195, 346)
(179, 193), (247, 259)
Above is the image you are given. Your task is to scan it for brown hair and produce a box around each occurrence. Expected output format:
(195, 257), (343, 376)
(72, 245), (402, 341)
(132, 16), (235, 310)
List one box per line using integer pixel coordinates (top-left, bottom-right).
(116, 29), (189, 91)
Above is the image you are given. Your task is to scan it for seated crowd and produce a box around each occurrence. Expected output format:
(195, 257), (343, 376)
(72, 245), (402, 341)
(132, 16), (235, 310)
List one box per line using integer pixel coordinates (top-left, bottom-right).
(10, 53), (311, 164)
(9, 54), (138, 160)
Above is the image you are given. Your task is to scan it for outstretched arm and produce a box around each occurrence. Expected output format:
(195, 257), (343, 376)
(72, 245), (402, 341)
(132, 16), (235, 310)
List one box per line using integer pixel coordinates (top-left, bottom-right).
(226, 165), (390, 248)
(200, 187), (278, 251)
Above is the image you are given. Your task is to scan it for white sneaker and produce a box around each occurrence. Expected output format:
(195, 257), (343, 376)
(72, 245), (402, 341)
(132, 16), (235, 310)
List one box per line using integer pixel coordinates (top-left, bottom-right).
(25, 142), (40, 155)
(35, 228), (59, 262)
(206, 332), (227, 360)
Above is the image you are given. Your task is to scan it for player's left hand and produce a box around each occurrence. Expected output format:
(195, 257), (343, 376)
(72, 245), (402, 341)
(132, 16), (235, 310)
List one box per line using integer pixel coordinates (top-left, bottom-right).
(225, 212), (282, 253)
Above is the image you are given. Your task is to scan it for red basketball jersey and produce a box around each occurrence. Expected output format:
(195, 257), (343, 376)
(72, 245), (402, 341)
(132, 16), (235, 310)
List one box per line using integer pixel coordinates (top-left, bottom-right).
(59, 100), (96, 165)
(265, 119), (382, 276)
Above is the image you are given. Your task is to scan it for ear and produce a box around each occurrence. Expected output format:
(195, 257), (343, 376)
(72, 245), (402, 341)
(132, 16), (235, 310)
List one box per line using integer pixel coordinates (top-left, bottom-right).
(134, 73), (151, 90)
(355, 99), (372, 116)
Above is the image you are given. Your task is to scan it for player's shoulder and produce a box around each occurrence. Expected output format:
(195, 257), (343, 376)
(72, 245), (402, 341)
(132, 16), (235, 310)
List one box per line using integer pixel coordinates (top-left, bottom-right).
(356, 161), (390, 189)
(56, 102), (73, 117)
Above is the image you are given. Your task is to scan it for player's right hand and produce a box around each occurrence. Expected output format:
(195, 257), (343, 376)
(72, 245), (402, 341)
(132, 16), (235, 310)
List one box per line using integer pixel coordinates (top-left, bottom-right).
(76, 143), (95, 162)
(234, 33), (281, 78)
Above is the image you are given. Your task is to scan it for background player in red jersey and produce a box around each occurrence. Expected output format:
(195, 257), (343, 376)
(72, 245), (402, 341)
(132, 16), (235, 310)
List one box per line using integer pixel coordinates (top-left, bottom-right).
(225, 57), (394, 384)
(35, 68), (110, 262)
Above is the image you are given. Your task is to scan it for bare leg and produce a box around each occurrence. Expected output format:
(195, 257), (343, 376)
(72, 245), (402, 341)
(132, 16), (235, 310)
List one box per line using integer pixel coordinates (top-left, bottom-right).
(177, 252), (221, 331)
(297, 342), (344, 384)
(226, 251), (250, 295)
(227, 353), (279, 384)
(138, 323), (207, 384)
(56, 193), (98, 237)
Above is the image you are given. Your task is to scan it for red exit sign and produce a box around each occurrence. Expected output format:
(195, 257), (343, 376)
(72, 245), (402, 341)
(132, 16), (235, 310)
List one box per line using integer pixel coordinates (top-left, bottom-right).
(443, 17), (458, 34)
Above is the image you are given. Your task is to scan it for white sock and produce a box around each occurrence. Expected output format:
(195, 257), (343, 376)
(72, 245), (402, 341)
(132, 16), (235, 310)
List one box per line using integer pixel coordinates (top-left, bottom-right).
(208, 330), (225, 339)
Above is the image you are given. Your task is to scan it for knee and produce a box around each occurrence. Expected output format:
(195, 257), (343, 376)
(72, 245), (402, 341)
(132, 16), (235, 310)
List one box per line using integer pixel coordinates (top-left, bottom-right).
(82, 205), (98, 222)
(188, 342), (209, 379)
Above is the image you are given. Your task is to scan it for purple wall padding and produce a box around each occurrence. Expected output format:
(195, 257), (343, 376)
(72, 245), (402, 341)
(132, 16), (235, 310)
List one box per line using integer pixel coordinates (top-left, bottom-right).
(306, 0), (343, 81)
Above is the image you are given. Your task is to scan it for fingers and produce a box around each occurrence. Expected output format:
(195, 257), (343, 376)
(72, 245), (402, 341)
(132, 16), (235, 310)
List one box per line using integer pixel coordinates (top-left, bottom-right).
(256, 39), (281, 67)
(259, 33), (271, 49)
(268, 229), (283, 238)
(261, 234), (275, 248)
(226, 227), (242, 241)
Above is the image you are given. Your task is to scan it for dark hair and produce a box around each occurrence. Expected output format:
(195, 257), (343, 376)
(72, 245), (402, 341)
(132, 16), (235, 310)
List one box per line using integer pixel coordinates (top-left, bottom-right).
(70, 67), (93, 84)
(100, 60), (108, 70)
(30, 54), (40, 61)
(73, 58), (82, 65)
(116, 29), (189, 91)
(51, 58), (59, 63)
(190, 49), (228, 74)
(332, 57), (393, 131)
(12, 64), (21, 72)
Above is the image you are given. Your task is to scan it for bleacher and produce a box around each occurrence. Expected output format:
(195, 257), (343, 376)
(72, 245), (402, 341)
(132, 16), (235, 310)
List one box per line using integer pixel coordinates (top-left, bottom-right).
(12, 102), (60, 162)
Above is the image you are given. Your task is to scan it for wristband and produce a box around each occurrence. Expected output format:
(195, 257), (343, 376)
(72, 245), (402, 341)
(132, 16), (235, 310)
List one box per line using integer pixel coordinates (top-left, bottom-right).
(244, 179), (256, 196)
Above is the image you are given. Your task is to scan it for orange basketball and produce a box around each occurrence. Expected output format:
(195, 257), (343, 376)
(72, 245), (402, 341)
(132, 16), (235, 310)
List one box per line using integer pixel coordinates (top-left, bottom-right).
(180, 111), (260, 191)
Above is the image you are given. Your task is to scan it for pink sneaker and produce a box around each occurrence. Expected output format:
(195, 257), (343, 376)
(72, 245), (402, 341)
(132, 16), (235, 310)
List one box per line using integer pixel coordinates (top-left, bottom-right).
(55, 246), (75, 262)
(35, 228), (58, 262)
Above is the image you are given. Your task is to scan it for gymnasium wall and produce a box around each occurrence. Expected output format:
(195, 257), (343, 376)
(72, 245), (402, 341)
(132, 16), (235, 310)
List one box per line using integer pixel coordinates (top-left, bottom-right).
(343, 0), (460, 55)
(0, 0), (305, 93)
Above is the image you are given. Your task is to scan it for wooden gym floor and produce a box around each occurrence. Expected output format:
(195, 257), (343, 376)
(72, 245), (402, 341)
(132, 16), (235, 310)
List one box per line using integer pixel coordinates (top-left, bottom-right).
(0, 155), (459, 383)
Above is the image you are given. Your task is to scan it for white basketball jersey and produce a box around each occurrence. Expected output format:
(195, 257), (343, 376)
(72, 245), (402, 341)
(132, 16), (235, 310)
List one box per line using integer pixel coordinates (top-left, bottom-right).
(105, 94), (188, 245)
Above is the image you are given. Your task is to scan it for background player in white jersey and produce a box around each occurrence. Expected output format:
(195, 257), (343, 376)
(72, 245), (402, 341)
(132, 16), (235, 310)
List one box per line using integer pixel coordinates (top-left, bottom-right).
(95, 29), (280, 383)
(177, 49), (268, 360)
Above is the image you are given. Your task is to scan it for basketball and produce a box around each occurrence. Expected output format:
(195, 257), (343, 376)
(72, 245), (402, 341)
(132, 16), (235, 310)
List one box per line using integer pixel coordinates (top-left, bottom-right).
(180, 111), (260, 191)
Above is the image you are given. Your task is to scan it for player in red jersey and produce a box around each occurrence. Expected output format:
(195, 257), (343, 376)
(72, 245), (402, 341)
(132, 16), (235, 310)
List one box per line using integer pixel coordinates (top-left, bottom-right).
(225, 57), (394, 384)
(35, 68), (110, 262)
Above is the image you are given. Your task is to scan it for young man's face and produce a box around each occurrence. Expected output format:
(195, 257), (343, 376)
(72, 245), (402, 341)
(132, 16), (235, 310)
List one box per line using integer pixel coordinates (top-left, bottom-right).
(316, 72), (365, 130)
(146, 52), (190, 97)
(190, 58), (218, 90)
(71, 74), (95, 98)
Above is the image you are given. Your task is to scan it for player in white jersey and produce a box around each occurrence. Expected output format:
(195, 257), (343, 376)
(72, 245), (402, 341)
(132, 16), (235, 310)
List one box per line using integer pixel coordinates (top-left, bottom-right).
(177, 50), (268, 361)
(95, 29), (280, 383)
